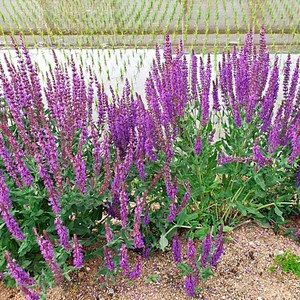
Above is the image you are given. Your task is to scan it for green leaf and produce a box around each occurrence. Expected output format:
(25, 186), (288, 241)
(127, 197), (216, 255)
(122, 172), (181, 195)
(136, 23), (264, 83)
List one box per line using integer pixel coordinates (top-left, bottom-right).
(254, 174), (265, 190)
(145, 274), (159, 283)
(159, 235), (168, 251)
(274, 206), (283, 217)
(223, 226), (234, 232)
(177, 262), (193, 275)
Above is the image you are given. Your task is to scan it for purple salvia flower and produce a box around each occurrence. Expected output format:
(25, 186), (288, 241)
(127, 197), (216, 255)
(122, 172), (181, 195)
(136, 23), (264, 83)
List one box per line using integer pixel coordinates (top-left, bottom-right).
(105, 222), (113, 243)
(172, 233), (182, 263)
(209, 129), (216, 143)
(163, 33), (172, 66)
(120, 185), (129, 227)
(106, 195), (120, 218)
(41, 124), (63, 189)
(1, 124), (33, 186)
(48, 188), (61, 215)
(142, 245), (151, 259)
(34, 150), (54, 190)
(288, 128), (300, 164)
(281, 58), (299, 145)
(73, 151), (87, 194)
(0, 204), (25, 240)
(136, 157), (146, 180)
(54, 214), (71, 250)
(20, 285), (40, 300)
(187, 238), (197, 262)
(129, 255), (143, 279)
(282, 54), (292, 104)
(260, 57), (279, 132)
(0, 132), (23, 187)
(245, 58), (259, 123)
(33, 228), (63, 283)
(99, 134), (111, 194)
(167, 198), (177, 222)
(5, 251), (35, 286)
(164, 164), (175, 198)
(185, 273), (196, 297)
(132, 197), (145, 249)
(210, 226), (224, 268)
(212, 79), (220, 111)
(253, 140), (267, 167)
(0, 63), (31, 154)
(176, 181), (191, 216)
(200, 232), (213, 268)
(219, 54), (229, 105)
(34, 152), (61, 214)
(228, 62), (242, 127)
(268, 106), (283, 152)
(111, 135), (134, 194)
(103, 246), (115, 271)
(257, 25), (269, 98)
(190, 50), (198, 100)
(72, 234), (84, 268)
(217, 152), (232, 165)
(200, 54), (211, 125)
(119, 244), (129, 275)
(0, 171), (12, 209)
(194, 132), (202, 155)
(143, 208), (150, 225)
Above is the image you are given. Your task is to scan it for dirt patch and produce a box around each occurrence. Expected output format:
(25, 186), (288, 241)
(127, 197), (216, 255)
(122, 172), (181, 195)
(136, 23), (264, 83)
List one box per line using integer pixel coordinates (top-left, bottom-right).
(1, 221), (300, 300)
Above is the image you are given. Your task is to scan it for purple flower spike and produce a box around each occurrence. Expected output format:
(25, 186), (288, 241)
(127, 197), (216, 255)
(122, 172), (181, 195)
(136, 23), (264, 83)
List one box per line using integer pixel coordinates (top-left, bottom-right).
(103, 246), (115, 271)
(200, 232), (212, 268)
(187, 238), (197, 262)
(194, 132), (202, 155)
(210, 226), (224, 268)
(142, 245), (151, 259)
(0, 205), (25, 240)
(105, 222), (113, 243)
(33, 228), (63, 283)
(120, 186), (129, 228)
(73, 152), (87, 194)
(252, 139), (266, 167)
(172, 233), (182, 263)
(20, 286), (40, 300)
(167, 201), (177, 223)
(129, 255), (143, 279)
(5, 251), (40, 299)
(0, 171), (12, 209)
(176, 181), (191, 216)
(54, 214), (71, 250)
(5, 251), (35, 286)
(72, 234), (84, 268)
(143, 208), (150, 225)
(185, 273), (196, 297)
(119, 244), (129, 275)
(132, 197), (144, 249)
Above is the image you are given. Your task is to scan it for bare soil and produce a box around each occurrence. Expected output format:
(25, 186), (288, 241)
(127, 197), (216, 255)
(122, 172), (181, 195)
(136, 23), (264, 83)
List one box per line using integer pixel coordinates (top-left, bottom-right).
(1, 220), (300, 300)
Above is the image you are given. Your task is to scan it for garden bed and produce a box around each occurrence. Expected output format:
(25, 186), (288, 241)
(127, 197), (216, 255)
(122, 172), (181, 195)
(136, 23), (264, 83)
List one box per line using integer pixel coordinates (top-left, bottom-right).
(1, 221), (300, 300)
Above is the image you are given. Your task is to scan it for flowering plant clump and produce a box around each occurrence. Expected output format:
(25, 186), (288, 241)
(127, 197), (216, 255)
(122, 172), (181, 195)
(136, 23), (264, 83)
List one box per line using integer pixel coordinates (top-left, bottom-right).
(172, 226), (224, 297)
(0, 26), (299, 298)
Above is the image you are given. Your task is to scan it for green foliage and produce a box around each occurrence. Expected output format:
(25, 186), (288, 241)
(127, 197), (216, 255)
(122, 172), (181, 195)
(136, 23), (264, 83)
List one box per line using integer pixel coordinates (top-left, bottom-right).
(145, 273), (159, 283)
(270, 250), (300, 278)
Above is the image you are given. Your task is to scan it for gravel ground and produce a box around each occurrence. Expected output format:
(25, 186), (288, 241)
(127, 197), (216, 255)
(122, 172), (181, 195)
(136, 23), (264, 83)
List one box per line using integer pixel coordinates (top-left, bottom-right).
(1, 220), (300, 300)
